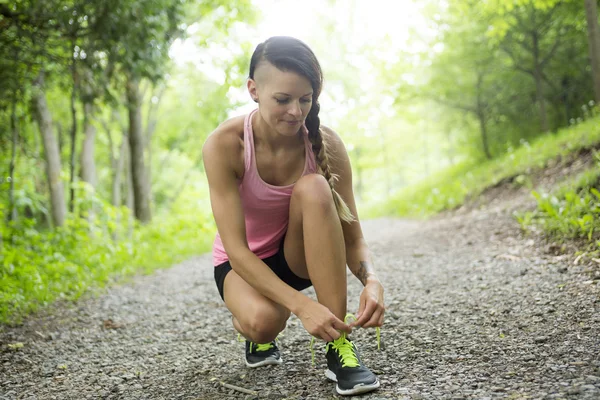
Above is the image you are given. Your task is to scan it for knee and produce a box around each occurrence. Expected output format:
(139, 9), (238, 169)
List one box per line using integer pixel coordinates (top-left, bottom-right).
(292, 174), (334, 209)
(243, 307), (289, 343)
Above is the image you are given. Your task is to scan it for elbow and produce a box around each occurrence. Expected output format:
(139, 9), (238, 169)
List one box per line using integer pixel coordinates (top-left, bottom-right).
(227, 246), (252, 272)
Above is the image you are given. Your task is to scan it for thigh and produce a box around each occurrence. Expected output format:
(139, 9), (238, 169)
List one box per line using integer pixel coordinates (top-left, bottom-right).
(282, 182), (309, 279)
(222, 268), (291, 329)
(283, 173), (337, 280)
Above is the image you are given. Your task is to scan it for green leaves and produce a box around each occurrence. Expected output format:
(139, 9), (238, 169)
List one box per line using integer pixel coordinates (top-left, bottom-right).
(519, 153), (600, 247)
(0, 198), (215, 325)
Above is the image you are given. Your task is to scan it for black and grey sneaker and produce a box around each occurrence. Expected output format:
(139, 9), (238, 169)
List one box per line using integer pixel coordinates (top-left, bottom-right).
(245, 340), (282, 368)
(325, 334), (380, 396)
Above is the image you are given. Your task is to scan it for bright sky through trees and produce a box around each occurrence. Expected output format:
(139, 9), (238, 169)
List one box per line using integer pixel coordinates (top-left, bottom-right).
(170, 0), (431, 115)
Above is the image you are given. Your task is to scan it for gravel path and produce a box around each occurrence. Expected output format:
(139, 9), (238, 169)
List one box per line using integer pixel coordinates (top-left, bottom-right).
(1, 199), (599, 399)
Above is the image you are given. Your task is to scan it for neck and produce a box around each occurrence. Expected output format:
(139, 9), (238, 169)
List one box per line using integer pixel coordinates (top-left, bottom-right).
(253, 110), (303, 150)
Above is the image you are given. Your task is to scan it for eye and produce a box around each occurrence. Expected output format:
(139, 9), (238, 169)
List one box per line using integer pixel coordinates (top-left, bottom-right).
(275, 98), (290, 104)
(301, 98), (312, 104)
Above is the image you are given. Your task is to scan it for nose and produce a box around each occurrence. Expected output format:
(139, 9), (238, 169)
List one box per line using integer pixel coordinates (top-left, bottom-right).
(289, 101), (302, 118)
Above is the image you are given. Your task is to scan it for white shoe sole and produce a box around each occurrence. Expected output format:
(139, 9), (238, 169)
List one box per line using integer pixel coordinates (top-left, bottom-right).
(245, 356), (283, 368)
(325, 369), (381, 396)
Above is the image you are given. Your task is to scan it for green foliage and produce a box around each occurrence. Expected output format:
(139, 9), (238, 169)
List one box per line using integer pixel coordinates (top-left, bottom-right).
(517, 152), (600, 248)
(368, 116), (600, 218)
(0, 193), (215, 325)
(0, 0), (254, 325)
(380, 0), (593, 170)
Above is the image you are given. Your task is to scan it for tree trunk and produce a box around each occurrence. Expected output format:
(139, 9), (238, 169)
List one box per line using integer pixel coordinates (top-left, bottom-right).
(478, 112), (492, 160)
(532, 32), (549, 133)
(69, 55), (78, 212)
(32, 73), (66, 228)
(126, 139), (135, 238)
(103, 118), (122, 207)
(8, 96), (18, 223)
(81, 102), (97, 188)
(113, 137), (127, 208)
(585, 0), (600, 103)
(144, 84), (165, 205)
(126, 75), (152, 223)
(476, 74), (492, 160)
(445, 127), (455, 166)
(56, 122), (63, 155)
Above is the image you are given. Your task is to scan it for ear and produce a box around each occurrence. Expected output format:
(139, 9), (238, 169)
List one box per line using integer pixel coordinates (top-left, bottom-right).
(247, 78), (259, 103)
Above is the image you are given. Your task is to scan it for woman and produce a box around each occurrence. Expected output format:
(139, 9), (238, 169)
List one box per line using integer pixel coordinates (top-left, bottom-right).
(202, 36), (385, 396)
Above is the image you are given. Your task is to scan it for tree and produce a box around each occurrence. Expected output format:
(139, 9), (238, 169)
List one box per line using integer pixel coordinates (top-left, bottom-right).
(32, 73), (67, 227)
(585, 0), (600, 103)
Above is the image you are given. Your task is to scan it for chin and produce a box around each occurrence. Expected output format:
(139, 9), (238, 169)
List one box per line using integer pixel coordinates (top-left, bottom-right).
(277, 122), (302, 135)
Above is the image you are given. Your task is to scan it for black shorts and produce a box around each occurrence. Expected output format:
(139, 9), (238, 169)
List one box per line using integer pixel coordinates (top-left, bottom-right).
(214, 239), (313, 301)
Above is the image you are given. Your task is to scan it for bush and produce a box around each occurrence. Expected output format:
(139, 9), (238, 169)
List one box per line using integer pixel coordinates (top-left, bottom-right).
(516, 153), (600, 251)
(0, 193), (215, 325)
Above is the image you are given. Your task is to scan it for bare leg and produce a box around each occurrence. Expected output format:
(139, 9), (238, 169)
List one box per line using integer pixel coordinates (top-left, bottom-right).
(221, 174), (346, 341)
(283, 174), (348, 321)
(223, 270), (290, 343)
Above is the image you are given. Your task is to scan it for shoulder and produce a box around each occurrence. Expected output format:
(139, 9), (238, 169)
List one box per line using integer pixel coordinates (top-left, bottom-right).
(320, 125), (349, 158)
(202, 114), (246, 177)
(203, 114), (245, 154)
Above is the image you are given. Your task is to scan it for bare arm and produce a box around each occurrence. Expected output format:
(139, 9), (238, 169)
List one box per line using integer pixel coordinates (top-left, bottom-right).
(322, 126), (380, 286)
(202, 127), (307, 315)
(322, 126), (385, 328)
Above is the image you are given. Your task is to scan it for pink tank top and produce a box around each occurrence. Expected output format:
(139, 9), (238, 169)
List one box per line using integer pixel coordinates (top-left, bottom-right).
(212, 109), (318, 265)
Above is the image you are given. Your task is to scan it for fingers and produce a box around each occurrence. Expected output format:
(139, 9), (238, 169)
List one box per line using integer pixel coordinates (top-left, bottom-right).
(332, 317), (352, 335)
(325, 325), (342, 341)
(312, 324), (344, 342)
(352, 301), (376, 327)
(362, 307), (384, 328)
(317, 331), (335, 342)
(313, 317), (351, 342)
(354, 299), (386, 328)
(355, 296), (366, 322)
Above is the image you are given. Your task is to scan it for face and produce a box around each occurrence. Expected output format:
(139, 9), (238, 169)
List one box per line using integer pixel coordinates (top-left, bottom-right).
(248, 61), (314, 137)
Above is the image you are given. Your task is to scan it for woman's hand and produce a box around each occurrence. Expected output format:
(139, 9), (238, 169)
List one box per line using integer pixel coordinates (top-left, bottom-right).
(351, 279), (385, 328)
(296, 298), (352, 342)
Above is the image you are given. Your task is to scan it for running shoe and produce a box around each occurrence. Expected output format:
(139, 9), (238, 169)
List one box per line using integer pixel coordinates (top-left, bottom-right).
(324, 333), (380, 395)
(245, 340), (283, 368)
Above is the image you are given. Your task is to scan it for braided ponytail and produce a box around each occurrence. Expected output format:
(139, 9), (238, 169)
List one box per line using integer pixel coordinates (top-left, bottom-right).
(305, 102), (355, 223)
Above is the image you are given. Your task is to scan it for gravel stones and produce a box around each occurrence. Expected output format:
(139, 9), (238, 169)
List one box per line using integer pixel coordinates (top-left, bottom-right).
(1, 202), (599, 399)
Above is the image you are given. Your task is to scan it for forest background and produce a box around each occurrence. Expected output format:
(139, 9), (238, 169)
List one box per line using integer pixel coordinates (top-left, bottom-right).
(1, 0), (599, 324)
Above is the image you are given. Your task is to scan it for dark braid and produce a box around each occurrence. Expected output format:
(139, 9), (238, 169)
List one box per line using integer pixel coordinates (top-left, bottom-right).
(306, 102), (355, 223)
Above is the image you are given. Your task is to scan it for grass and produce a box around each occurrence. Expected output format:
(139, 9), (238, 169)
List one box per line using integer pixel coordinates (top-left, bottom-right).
(515, 153), (600, 253)
(366, 116), (600, 219)
(0, 199), (216, 326)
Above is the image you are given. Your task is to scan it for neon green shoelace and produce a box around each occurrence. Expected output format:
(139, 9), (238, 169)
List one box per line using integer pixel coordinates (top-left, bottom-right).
(238, 333), (280, 353)
(255, 342), (274, 352)
(326, 333), (359, 367)
(309, 313), (381, 366)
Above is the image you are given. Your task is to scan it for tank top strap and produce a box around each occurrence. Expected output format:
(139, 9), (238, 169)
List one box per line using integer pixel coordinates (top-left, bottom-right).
(243, 109), (258, 173)
(302, 125), (318, 173)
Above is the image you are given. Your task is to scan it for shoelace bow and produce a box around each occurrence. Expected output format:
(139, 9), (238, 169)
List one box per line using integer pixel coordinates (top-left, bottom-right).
(309, 313), (381, 367)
